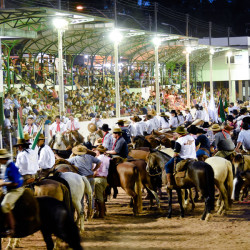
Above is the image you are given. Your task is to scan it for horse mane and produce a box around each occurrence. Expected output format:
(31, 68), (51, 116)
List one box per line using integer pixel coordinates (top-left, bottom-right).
(155, 149), (172, 159)
(133, 135), (151, 148)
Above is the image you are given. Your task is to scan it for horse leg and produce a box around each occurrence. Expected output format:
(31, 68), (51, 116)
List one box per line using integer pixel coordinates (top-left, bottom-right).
(6, 238), (14, 250)
(124, 188), (138, 215)
(41, 231), (54, 250)
(146, 186), (161, 210)
(177, 189), (185, 218)
(189, 188), (195, 211)
(75, 201), (84, 232)
(13, 238), (21, 248)
(193, 187), (199, 202)
(167, 188), (173, 218)
(183, 189), (189, 209)
(217, 182), (229, 214)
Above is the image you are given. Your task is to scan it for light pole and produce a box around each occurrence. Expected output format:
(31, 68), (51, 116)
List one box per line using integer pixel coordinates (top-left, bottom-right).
(185, 47), (192, 109)
(209, 48), (214, 96)
(152, 36), (161, 114)
(109, 29), (122, 118)
(53, 18), (68, 116)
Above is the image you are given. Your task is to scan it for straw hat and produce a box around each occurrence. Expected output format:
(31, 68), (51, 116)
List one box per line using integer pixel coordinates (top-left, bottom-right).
(174, 126), (188, 135)
(0, 149), (11, 159)
(149, 109), (156, 116)
(160, 112), (169, 118)
(95, 145), (107, 153)
(38, 134), (47, 140)
(185, 108), (190, 112)
(13, 138), (31, 147)
(88, 123), (97, 133)
(72, 145), (88, 155)
(210, 124), (222, 132)
(112, 127), (122, 133)
(223, 125), (234, 131)
(130, 116), (142, 122)
(23, 132), (31, 140)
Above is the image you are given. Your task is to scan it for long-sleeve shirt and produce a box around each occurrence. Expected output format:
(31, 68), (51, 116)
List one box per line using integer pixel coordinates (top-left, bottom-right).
(102, 132), (114, 150)
(95, 154), (110, 177)
(38, 145), (55, 169)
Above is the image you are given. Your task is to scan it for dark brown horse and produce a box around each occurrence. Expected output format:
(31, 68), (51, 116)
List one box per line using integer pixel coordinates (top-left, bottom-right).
(0, 190), (82, 250)
(107, 158), (142, 215)
(147, 151), (215, 220)
(133, 135), (172, 149)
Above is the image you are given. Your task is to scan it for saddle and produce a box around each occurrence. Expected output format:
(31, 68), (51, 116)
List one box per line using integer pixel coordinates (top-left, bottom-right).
(174, 159), (195, 178)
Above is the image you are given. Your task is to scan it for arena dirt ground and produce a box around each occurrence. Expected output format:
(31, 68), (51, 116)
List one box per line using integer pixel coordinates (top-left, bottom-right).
(2, 188), (250, 249)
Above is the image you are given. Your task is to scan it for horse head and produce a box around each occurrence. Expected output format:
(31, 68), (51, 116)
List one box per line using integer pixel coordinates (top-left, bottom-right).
(232, 154), (245, 175)
(54, 132), (63, 147)
(133, 135), (151, 149)
(145, 135), (160, 148)
(146, 153), (162, 176)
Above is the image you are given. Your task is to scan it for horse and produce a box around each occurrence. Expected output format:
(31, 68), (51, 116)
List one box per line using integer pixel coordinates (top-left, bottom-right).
(66, 130), (84, 148)
(146, 151), (215, 220)
(58, 172), (93, 232)
(205, 157), (233, 214)
(107, 158), (142, 215)
(50, 132), (72, 159)
(88, 130), (103, 146)
(132, 136), (152, 149)
(128, 149), (150, 161)
(0, 190), (82, 250)
(233, 171), (250, 201)
(230, 154), (250, 200)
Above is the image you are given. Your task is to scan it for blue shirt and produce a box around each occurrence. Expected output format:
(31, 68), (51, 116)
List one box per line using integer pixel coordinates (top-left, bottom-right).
(195, 134), (210, 151)
(113, 136), (128, 158)
(4, 161), (23, 190)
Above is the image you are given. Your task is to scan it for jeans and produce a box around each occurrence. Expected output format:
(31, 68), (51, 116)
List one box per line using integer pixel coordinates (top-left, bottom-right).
(164, 156), (183, 174)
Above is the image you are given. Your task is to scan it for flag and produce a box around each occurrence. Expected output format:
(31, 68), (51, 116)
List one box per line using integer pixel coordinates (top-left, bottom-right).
(224, 99), (228, 113)
(208, 93), (218, 123)
(201, 86), (207, 107)
(218, 98), (226, 122)
(31, 126), (42, 150)
(17, 112), (24, 139)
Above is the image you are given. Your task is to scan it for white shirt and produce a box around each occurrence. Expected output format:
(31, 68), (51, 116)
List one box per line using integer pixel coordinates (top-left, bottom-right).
(49, 122), (66, 136)
(130, 122), (143, 137)
(102, 132), (114, 150)
(23, 124), (38, 136)
(38, 145), (55, 169)
(146, 119), (154, 134)
(138, 121), (147, 135)
(152, 116), (160, 130)
(16, 149), (39, 175)
(185, 113), (193, 122)
(90, 118), (103, 129)
(177, 115), (185, 126)
(169, 116), (179, 128)
(159, 117), (170, 129)
(237, 130), (250, 150)
(66, 119), (80, 131)
(176, 135), (196, 159)
(194, 110), (202, 120)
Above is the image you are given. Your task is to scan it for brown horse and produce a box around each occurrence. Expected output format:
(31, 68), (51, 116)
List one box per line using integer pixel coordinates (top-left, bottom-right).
(0, 190), (82, 250)
(133, 135), (172, 149)
(107, 158), (142, 215)
(128, 149), (150, 161)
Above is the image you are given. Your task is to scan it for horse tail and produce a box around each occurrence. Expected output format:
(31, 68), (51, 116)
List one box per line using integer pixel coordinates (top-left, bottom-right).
(82, 176), (93, 220)
(134, 167), (142, 213)
(226, 160), (234, 206)
(60, 183), (74, 218)
(204, 163), (215, 211)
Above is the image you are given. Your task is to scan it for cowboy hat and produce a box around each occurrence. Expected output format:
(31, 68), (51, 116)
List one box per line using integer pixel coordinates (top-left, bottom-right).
(112, 127), (122, 133)
(38, 134), (47, 140)
(99, 124), (111, 132)
(192, 119), (203, 126)
(185, 108), (190, 112)
(88, 123), (97, 133)
(13, 138), (31, 147)
(202, 122), (211, 128)
(160, 112), (169, 118)
(223, 125), (234, 131)
(23, 132), (31, 140)
(0, 149), (11, 159)
(187, 125), (198, 135)
(116, 119), (127, 125)
(72, 145), (88, 155)
(174, 126), (188, 135)
(210, 124), (222, 132)
(149, 109), (156, 116)
(95, 145), (107, 153)
(130, 116), (141, 122)
(27, 115), (34, 120)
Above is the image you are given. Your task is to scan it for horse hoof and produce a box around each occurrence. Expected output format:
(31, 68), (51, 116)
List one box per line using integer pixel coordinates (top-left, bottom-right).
(180, 215), (184, 218)
(167, 214), (172, 219)
(205, 213), (212, 221)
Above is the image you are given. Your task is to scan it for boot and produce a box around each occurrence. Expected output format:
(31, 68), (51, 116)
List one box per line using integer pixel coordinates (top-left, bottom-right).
(3, 212), (15, 237)
(166, 173), (174, 189)
(98, 202), (105, 218)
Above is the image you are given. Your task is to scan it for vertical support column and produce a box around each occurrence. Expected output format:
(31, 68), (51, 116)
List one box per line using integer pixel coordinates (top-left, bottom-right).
(232, 80), (236, 103)
(58, 29), (65, 115)
(186, 52), (190, 108)
(245, 80), (249, 101)
(238, 80), (243, 101)
(114, 41), (120, 118)
(209, 53), (213, 96)
(155, 45), (160, 114)
(228, 54), (232, 102)
(0, 39), (4, 129)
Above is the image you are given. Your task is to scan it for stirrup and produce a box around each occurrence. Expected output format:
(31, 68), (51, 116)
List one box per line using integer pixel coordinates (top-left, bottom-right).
(1, 229), (14, 237)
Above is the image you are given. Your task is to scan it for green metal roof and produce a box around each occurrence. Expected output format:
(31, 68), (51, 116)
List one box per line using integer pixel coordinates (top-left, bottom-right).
(0, 7), (243, 68)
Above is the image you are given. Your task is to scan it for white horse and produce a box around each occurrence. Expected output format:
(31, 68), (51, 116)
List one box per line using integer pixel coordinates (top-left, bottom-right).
(205, 157), (233, 214)
(53, 132), (68, 151)
(59, 172), (93, 232)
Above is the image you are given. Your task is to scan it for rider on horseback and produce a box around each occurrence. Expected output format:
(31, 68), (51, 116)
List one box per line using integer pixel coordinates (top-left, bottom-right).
(164, 126), (196, 189)
(0, 149), (24, 236)
(210, 124), (235, 158)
